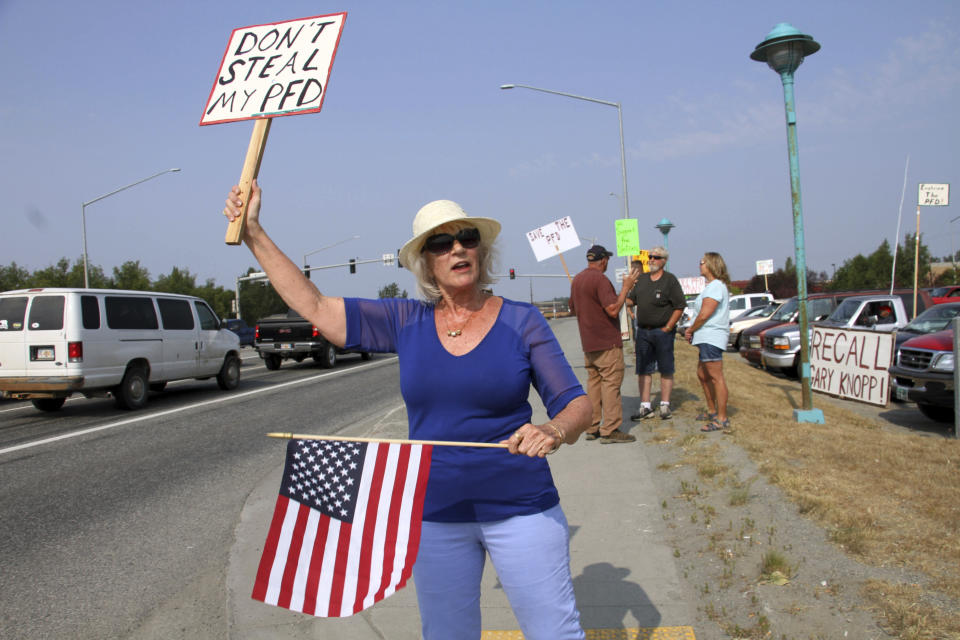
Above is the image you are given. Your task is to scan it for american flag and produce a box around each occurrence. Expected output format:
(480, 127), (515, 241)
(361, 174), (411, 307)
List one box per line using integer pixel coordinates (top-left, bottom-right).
(252, 438), (432, 617)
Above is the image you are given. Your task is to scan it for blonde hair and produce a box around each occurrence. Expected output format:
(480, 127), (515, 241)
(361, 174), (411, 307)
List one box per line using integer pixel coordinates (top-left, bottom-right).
(702, 252), (730, 285)
(406, 222), (499, 304)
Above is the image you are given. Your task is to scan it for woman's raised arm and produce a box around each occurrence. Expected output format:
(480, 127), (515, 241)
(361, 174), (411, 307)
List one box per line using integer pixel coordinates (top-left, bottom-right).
(224, 180), (347, 347)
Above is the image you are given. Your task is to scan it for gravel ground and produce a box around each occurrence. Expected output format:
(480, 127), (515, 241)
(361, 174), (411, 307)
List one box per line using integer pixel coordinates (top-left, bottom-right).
(630, 408), (938, 640)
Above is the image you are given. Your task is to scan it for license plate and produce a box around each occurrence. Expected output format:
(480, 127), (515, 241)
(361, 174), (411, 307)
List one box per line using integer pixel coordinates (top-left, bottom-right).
(278, 343), (293, 350)
(31, 346), (55, 361)
(894, 385), (908, 401)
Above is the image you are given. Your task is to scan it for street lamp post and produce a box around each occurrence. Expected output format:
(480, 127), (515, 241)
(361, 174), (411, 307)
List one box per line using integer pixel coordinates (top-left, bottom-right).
(655, 218), (675, 250)
(500, 83), (631, 226)
(81, 168), (181, 288)
(751, 23), (824, 424)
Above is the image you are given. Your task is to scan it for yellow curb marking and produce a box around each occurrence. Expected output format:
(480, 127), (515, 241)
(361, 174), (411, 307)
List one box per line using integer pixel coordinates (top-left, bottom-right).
(482, 627), (696, 639)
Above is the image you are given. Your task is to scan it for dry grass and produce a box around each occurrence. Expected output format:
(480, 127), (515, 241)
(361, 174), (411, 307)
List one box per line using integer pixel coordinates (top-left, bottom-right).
(671, 340), (960, 638)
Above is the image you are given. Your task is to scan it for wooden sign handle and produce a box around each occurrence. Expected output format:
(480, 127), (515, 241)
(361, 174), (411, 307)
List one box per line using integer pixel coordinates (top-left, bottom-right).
(556, 245), (572, 283)
(225, 118), (272, 245)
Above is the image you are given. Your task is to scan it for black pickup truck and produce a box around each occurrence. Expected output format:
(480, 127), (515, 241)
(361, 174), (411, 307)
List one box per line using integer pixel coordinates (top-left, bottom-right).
(254, 310), (371, 370)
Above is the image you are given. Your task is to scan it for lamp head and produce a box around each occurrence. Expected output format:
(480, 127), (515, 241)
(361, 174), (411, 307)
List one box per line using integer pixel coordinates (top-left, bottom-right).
(750, 23), (820, 75)
(499, 84), (515, 90)
(655, 217), (675, 233)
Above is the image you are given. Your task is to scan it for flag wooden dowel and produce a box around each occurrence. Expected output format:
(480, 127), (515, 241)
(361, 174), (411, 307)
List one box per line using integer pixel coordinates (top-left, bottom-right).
(267, 432), (510, 449)
(225, 117), (272, 245)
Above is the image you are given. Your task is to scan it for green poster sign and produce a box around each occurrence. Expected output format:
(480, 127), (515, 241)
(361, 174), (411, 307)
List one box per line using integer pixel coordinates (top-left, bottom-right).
(615, 219), (640, 256)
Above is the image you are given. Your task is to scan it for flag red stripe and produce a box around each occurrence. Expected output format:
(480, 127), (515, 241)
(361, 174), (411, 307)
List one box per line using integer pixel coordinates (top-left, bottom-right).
(301, 510), (331, 616)
(373, 444), (411, 602)
(251, 494), (290, 602)
(277, 501), (311, 610)
(351, 443), (392, 613)
(399, 445), (432, 587)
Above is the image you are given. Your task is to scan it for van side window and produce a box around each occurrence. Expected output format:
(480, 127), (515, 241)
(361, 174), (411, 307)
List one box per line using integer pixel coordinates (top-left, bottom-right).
(28, 296), (65, 331)
(730, 298), (745, 310)
(106, 297), (159, 330)
(194, 302), (219, 330)
(0, 297), (28, 331)
(81, 296), (101, 329)
(158, 298), (195, 330)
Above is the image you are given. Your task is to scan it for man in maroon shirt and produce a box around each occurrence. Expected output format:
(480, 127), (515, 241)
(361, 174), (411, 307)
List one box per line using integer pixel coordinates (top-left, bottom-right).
(569, 245), (640, 443)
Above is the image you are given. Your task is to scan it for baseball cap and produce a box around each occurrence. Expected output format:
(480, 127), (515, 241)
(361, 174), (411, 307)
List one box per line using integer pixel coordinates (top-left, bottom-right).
(586, 244), (613, 261)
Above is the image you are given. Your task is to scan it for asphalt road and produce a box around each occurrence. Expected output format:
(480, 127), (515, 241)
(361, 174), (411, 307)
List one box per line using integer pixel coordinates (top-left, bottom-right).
(0, 349), (402, 640)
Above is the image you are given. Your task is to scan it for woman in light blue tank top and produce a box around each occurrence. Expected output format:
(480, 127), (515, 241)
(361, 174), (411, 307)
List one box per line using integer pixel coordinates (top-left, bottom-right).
(684, 252), (731, 432)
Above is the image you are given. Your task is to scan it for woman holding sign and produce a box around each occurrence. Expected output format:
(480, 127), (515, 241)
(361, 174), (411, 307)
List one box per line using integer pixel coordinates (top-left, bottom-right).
(224, 182), (591, 639)
(684, 252), (731, 432)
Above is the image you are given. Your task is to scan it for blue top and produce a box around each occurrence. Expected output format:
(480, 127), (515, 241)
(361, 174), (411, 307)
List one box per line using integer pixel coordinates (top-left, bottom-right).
(691, 279), (730, 350)
(343, 297), (586, 522)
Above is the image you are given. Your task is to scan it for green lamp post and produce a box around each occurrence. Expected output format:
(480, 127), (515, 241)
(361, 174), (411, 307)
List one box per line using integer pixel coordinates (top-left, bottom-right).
(751, 23), (824, 424)
(655, 218), (675, 250)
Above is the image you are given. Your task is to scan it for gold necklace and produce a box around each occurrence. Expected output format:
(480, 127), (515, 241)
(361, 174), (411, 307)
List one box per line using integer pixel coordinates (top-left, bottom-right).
(440, 298), (483, 338)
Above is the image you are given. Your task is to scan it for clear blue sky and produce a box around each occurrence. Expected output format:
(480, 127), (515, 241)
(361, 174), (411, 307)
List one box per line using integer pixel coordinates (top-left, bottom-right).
(2, 0), (958, 302)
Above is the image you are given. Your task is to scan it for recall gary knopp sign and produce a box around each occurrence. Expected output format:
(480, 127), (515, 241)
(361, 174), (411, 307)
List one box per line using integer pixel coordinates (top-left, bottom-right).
(809, 326), (895, 407)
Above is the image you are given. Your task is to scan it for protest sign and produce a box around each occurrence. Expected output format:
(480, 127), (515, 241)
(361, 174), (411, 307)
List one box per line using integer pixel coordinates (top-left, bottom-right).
(918, 183), (949, 206)
(202, 13), (347, 245)
(201, 13), (347, 125)
(809, 327), (894, 406)
(678, 277), (705, 296)
(614, 219), (639, 257)
(525, 216), (580, 262)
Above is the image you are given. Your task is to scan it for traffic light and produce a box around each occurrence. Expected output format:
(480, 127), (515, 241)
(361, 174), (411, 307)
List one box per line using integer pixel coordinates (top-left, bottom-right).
(303, 264), (310, 280)
(509, 268), (516, 280)
(349, 258), (356, 274)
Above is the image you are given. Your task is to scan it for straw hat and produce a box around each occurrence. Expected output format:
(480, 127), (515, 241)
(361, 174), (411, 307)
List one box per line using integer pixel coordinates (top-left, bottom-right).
(398, 200), (501, 268)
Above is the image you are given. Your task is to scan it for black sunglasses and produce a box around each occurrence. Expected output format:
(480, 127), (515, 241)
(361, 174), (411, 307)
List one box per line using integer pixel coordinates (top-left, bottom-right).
(421, 227), (481, 255)
(649, 255), (665, 260)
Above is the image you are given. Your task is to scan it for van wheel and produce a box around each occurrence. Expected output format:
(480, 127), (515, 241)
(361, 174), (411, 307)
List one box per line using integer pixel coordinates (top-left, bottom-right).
(149, 382), (167, 392)
(264, 354), (282, 370)
(32, 398), (66, 412)
(217, 355), (241, 390)
(316, 343), (337, 369)
(115, 366), (149, 410)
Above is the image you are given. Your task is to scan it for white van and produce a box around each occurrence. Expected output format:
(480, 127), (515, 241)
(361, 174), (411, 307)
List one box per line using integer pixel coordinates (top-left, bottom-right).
(0, 288), (241, 411)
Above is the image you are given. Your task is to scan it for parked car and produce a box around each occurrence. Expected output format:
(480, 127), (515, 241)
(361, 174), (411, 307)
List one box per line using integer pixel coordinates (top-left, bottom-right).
(727, 292), (775, 321)
(740, 289), (934, 370)
(763, 294), (912, 377)
(223, 318), (255, 346)
(894, 302), (960, 353)
(0, 288), (241, 411)
(727, 301), (783, 351)
(739, 294), (838, 368)
(930, 285), (960, 304)
(888, 329), (956, 423)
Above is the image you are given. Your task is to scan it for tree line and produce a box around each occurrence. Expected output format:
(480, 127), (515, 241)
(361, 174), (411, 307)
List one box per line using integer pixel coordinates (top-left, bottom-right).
(0, 257), (412, 325)
(742, 233), (947, 297)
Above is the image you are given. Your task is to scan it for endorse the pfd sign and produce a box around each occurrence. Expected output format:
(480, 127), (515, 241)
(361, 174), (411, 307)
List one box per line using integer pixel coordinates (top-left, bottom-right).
(810, 327), (894, 406)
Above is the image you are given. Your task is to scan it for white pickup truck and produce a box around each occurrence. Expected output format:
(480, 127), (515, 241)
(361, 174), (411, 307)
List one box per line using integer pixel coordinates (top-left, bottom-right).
(761, 295), (911, 377)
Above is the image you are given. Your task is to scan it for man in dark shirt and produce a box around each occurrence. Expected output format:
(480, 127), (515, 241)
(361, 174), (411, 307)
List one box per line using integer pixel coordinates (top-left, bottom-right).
(569, 245), (640, 443)
(626, 245), (686, 420)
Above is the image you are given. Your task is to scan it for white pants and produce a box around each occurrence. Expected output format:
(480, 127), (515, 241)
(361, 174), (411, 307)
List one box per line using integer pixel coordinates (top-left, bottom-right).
(413, 505), (584, 640)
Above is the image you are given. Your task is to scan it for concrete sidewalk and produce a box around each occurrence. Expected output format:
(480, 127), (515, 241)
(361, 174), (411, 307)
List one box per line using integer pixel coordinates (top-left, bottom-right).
(226, 317), (698, 639)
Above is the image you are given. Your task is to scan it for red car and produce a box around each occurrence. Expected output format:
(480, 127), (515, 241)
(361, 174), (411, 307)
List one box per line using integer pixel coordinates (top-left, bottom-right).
(888, 329), (955, 423)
